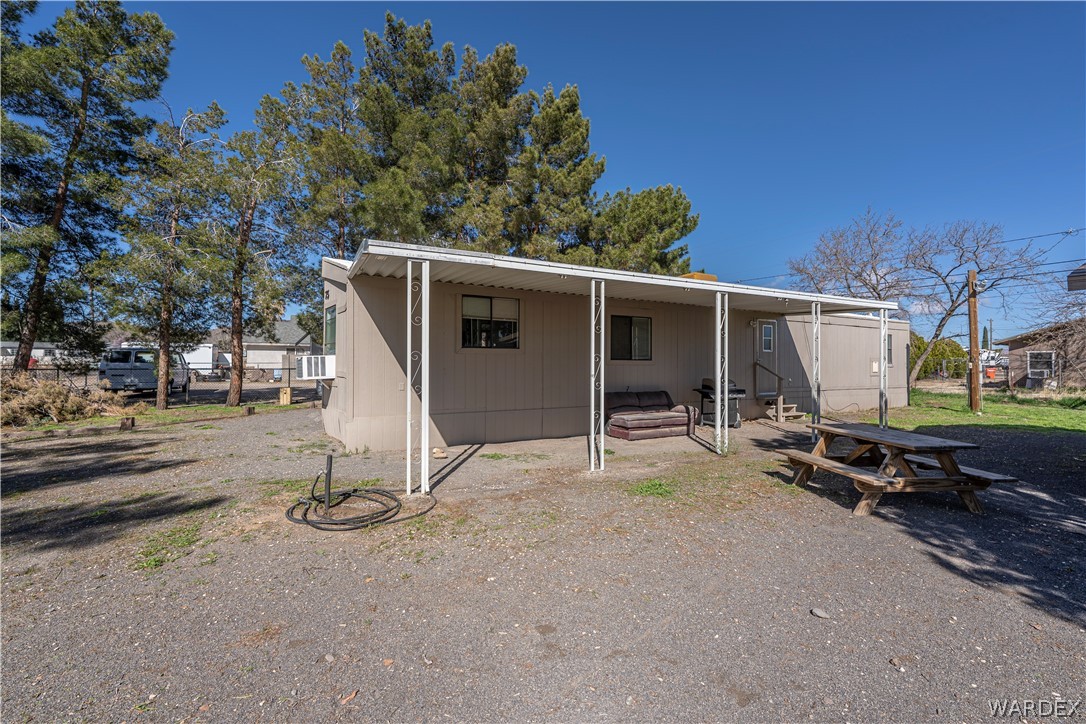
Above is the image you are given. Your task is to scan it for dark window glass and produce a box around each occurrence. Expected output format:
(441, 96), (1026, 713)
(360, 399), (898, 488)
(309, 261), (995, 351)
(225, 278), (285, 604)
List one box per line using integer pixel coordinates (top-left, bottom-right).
(887, 334), (893, 366)
(611, 315), (651, 360)
(462, 295), (519, 348)
(324, 306), (337, 355)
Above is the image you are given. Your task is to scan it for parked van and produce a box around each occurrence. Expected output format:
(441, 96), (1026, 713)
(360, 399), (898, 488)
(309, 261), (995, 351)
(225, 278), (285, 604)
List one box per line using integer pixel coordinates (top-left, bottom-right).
(98, 348), (189, 393)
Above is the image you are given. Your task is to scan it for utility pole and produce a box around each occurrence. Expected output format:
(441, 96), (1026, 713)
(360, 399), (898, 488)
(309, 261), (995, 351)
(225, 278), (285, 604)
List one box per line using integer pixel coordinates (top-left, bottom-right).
(968, 270), (981, 412)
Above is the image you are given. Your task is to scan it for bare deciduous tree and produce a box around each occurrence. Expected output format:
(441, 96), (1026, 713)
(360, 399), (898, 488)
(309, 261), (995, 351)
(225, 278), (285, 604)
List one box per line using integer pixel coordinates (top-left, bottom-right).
(789, 210), (1046, 387)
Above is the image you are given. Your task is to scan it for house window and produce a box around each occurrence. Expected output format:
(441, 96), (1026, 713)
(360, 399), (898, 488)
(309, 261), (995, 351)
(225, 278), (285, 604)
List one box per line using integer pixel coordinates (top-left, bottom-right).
(462, 295), (519, 348)
(612, 315), (652, 360)
(887, 334), (893, 366)
(761, 323), (774, 353)
(1027, 351), (1055, 379)
(324, 306), (337, 355)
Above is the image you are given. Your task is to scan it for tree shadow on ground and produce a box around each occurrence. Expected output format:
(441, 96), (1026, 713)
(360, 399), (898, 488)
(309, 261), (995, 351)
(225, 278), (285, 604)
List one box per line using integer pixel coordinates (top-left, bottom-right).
(752, 423), (1086, 627)
(1, 492), (228, 552)
(1, 437), (198, 497)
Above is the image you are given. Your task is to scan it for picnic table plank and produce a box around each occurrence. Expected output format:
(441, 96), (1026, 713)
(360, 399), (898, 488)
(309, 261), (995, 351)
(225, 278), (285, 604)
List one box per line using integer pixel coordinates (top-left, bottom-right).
(807, 422), (979, 452)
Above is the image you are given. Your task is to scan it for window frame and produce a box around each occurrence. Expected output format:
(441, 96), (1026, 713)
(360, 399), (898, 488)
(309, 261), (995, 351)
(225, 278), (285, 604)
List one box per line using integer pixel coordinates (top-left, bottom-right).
(610, 314), (653, 361)
(459, 294), (520, 350)
(324, 305), (337, 356)
(887, 334), (894, 367)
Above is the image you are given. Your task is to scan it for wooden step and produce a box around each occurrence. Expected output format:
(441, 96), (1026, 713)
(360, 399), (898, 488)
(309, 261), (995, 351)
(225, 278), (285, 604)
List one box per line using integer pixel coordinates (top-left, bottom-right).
(765, 409), (806, 421)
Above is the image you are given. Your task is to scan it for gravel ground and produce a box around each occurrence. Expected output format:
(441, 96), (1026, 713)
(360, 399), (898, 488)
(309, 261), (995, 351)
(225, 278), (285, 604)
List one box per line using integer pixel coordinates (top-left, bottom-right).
(1, 408), (1083, 722)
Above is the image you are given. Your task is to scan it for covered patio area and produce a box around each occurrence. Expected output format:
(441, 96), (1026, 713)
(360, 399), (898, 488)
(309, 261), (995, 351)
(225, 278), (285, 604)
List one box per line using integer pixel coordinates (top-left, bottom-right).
(324, 240), (901, 492)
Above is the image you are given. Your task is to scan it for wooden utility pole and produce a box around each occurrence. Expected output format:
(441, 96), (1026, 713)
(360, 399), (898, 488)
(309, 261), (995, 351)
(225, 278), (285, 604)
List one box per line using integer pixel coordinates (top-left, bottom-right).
(967, 270), (981, 412)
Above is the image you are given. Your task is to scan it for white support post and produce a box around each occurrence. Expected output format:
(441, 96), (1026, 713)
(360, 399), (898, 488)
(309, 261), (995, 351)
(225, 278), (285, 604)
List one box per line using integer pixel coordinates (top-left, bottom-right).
(589, 279), (606, 471)
(599, 281), (605, 470)
(722, 293), (729, 455)
(713, 293), (722, 453)
(405, 260), (414, 496)
(879, 308), (888, 429)
(713, 292), (729, 454)
(811, 302), (821, 443)
(404, 260), (430, 495)
(420, 260), (430, 494)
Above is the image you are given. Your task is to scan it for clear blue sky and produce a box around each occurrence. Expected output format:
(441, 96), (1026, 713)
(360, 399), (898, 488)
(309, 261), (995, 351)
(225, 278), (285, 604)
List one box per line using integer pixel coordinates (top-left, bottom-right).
(24, 2), (1086, 340)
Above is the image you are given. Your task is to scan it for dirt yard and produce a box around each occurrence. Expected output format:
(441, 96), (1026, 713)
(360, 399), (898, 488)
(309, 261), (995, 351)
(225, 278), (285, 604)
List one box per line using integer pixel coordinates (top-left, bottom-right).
(2, 408), (1083, 721)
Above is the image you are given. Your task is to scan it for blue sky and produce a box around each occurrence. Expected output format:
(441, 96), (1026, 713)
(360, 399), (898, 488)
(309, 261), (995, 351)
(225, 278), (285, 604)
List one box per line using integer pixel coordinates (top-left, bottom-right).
(23, 2), (1086, 339)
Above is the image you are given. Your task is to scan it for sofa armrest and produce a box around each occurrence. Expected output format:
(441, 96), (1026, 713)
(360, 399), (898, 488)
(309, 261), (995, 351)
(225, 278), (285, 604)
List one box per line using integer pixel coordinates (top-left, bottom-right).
(671, 403), (698, 434)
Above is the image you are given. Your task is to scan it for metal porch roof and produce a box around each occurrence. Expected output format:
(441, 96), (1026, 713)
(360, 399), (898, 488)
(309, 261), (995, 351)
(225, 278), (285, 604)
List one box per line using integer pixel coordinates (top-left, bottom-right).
(327, 239), (899, 316)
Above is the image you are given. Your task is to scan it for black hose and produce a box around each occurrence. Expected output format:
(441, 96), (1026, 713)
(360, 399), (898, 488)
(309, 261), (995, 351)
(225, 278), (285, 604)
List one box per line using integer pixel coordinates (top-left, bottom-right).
(285, 470), (435, 531)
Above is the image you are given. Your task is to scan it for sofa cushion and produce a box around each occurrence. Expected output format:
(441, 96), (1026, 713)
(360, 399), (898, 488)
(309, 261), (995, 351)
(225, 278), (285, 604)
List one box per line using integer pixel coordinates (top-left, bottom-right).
(637, 390), (673, 412)
(605, 391), (640, 416)
(608, 425), (688, 440)
(609, 411), (689, 429)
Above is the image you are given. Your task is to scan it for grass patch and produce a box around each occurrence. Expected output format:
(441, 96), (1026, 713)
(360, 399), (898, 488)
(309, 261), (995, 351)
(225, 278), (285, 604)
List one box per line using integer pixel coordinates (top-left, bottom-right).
(287, 440), (333, 454)
(604, 448), (615, 456)
(628, 479), (676, 498)
(874, 390), (1086, 433)
(258, 478), (315, 497)
(135, 521), (202, 570)
(480, 451), (551, 461)
(193, 423), (219, 430)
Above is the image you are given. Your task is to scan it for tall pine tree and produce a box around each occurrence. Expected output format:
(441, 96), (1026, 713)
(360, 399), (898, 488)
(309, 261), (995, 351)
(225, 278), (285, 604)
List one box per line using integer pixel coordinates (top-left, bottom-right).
(107, 103), (226, 410)
(1, 1), (173, 370)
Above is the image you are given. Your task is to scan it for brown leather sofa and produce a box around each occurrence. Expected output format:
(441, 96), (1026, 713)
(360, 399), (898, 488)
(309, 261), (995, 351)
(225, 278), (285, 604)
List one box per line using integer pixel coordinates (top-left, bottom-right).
(604, 390), (698, 440)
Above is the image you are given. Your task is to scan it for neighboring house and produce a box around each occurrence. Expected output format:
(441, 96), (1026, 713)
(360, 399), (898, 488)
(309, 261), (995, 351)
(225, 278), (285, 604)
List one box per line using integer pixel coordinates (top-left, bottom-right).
(0, 340), (96, 367)
(317, 240), (908, 457)
(997, 321), (1086, 389)
(201, 318), (317, 370)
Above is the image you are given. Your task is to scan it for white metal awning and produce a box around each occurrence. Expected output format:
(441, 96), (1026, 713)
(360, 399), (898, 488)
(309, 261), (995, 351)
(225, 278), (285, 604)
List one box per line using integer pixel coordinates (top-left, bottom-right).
(329, 239), (898, 316)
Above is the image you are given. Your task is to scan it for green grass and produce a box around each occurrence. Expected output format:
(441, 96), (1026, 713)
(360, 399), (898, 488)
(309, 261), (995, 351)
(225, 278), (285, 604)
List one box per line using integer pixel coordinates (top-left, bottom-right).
(871, 390), (1086, 432)
(287, 440), (333, 454)
(258, 478), (315, 497)
(479, 452), (551, 461)
(628, 478), (676, 498)
(135, 521), (203, 570)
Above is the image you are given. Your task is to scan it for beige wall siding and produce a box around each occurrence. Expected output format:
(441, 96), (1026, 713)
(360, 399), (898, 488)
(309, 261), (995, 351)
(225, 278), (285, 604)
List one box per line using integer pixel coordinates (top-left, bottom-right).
(322, 272), (909, 451)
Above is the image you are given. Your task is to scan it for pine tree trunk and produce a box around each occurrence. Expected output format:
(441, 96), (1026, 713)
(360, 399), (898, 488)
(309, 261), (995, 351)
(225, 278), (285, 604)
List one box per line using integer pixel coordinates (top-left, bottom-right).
(13, 75), (92, 371)
(225, 201), (256, 406)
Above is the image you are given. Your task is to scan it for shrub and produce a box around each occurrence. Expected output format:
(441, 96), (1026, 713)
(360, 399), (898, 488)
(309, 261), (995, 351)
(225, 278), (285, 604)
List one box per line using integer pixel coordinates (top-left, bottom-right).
(1, 374), (144, 427)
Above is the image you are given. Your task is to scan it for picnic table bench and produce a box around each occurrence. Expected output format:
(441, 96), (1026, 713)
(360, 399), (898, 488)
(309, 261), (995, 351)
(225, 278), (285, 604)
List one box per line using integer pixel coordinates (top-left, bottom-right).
(779, 421), (1017, 516)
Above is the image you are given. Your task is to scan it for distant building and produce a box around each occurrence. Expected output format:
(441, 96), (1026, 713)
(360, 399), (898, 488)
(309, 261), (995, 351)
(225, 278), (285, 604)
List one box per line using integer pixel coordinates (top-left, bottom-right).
(199, 317), (318, 370)
(996, 321), (1086, 389)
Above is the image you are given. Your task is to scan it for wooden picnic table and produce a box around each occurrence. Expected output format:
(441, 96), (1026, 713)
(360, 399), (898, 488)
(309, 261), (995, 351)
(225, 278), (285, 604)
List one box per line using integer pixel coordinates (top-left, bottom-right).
(780, 421), (1016, 516)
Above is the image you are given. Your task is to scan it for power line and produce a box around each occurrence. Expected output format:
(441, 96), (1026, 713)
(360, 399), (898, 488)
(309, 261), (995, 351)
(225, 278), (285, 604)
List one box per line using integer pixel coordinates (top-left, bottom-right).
(729, 226), (1084, 286)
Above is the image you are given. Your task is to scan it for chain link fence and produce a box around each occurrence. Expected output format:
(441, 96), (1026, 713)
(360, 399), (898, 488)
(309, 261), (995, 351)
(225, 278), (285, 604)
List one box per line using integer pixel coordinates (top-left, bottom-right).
(914, 358), (1011, 393)
(1, 365), (323, 406)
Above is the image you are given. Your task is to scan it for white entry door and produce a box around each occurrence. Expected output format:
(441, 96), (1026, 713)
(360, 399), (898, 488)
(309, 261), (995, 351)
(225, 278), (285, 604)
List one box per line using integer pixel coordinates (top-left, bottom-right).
(755, 319), (778, 397)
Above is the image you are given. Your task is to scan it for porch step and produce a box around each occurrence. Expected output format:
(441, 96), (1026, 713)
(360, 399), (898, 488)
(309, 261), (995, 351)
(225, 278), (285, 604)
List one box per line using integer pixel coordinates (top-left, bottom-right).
(763, 400), (806, 422)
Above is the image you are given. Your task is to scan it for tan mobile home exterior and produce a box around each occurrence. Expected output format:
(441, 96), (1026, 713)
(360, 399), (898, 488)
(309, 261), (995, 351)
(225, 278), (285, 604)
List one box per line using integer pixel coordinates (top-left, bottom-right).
(319, 245), (907, 453)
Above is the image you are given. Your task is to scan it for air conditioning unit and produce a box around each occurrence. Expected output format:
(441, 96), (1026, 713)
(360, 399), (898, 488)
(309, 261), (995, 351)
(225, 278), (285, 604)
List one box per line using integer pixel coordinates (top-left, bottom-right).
(296, 355), (335, 380)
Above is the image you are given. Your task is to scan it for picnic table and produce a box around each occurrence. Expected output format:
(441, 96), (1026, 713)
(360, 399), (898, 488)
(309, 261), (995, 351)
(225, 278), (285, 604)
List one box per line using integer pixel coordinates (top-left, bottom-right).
(780, 421), (1016, 516)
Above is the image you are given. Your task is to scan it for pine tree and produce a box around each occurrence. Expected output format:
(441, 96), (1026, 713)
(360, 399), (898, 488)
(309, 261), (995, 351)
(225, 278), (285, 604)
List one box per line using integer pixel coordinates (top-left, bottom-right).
(981, 325), (990, 351)
(215, 95), (294, 406)
(507, 84), (605, 260)
(2, 1), (173, 370)
(107, 103), (226, 410)
(589, 186), (698, 274)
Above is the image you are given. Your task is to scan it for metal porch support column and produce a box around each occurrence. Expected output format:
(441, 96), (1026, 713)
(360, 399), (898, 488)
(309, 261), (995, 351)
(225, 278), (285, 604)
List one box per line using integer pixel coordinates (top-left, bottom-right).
(811, 302), (821, 443)
(404, 259), (430, 495)
(405, 260), (414, 495)
(714, 292), (729, 454)
(419, 261), (431, 494)
(589, 279), (606, 471)
(878, 308), (888, 429)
